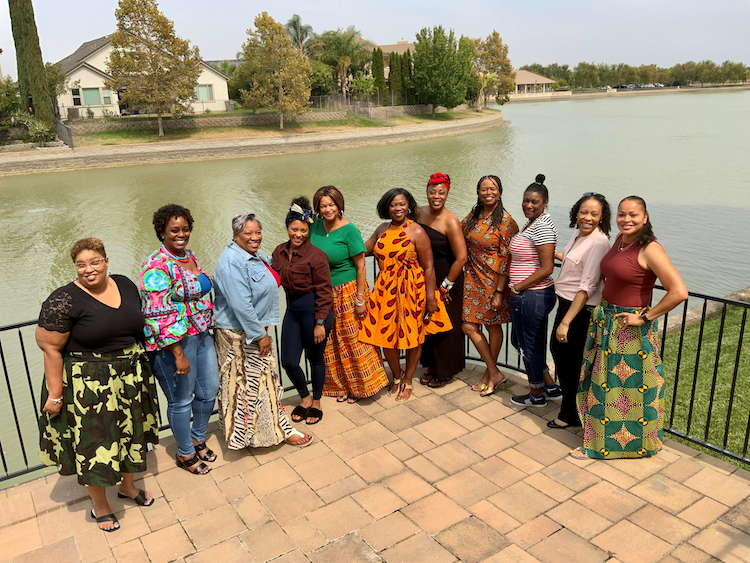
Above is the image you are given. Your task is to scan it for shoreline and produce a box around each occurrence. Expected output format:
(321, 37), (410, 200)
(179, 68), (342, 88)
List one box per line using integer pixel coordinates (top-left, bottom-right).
(506, 84), (750, 104)
(0, 112), (503, 177)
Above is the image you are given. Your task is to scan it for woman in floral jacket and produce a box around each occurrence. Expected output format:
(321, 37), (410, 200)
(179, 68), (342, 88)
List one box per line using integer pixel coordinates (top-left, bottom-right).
(140, 204), (219, 475)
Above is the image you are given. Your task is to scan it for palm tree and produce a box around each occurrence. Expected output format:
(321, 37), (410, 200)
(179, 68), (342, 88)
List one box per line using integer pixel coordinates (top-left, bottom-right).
(285, 14), (313, 57)
(313, 27), (373, 97)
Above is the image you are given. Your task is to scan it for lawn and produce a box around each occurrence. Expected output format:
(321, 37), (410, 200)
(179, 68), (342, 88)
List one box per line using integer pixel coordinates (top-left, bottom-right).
(73, 114), (383, 147)
(661, 304), (750, 467)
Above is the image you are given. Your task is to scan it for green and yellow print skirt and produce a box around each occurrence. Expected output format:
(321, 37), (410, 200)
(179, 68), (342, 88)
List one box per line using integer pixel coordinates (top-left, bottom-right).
(576, 300), (665, 459)
(38, 343), (159, 487)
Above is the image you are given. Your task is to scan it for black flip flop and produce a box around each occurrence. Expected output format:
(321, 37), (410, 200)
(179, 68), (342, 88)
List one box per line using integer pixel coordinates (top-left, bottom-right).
(305, 407), (323, 425)
(117, 489), (155, 507)
(427, 377), (452, 389)
(420, 373), (436, 386)
(291, 405), (308, 423)
(547, 419), (581, 430)
(91, 508), (120, 532)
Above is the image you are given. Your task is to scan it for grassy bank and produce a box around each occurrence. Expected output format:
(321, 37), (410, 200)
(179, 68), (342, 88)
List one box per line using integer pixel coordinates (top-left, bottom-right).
(662, 304), (750, 468)
(72, 109), (493, 147)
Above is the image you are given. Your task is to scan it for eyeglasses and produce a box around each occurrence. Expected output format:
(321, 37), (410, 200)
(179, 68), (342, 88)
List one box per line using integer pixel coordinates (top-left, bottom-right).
(74, 258), (106, 269)
(582, 192), (599, 197)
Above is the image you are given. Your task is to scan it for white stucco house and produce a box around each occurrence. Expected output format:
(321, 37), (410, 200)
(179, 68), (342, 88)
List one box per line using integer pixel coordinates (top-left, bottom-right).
(56, 35), (230, 119)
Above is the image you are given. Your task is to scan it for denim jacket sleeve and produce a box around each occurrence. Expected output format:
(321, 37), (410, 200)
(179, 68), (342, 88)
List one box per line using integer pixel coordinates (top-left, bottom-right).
(217, 256), (267, 343)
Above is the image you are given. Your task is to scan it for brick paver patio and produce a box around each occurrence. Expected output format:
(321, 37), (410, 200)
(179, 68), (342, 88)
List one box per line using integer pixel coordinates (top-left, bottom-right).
(2, 365), (750, 563)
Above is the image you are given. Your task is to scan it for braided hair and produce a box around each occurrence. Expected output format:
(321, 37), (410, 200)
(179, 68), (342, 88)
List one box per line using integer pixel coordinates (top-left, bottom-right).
(463, 175), (505, 234)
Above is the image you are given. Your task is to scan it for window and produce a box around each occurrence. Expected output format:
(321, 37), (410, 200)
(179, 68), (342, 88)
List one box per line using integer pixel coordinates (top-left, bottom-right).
(82, 88), (101, 105)
(102, 89), (111, 105)
(72, 88), (81, 106)
(194, 85), (214, 101)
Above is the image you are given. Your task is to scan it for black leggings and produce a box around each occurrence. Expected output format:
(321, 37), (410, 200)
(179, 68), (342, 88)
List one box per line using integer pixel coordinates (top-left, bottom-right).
(549, 296), (594, 425)
(281, 291), (333, 401)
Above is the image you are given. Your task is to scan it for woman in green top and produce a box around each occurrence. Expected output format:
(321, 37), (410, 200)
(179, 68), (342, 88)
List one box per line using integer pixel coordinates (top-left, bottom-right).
(310, 186), (389, 402)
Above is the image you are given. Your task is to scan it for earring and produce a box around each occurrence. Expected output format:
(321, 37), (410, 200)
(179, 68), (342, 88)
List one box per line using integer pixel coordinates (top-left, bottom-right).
(339, 210), (344, 218)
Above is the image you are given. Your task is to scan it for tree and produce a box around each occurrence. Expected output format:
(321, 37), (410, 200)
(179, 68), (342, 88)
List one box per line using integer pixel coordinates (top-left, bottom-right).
(106, 0), (202, 136)
(388, 52), (402, 104)
(8, 0), (53, 125)
(572, 62), (599, 87)
(401, 49), (415, 104)
(310, 59), (336, 96)
(285, 14), (313, 57)
(312, 27), (372, 97)
(238, 12), (311, 129)
(351, 70), (375, 100)
(473, 30), (515, 104)
(372, 48), (387, 101)
(0, 76), (22, 128)
(413, 26), (472, 116)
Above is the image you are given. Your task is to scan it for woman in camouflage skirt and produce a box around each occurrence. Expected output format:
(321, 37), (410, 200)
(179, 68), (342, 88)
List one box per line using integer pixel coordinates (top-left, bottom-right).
(37, 238), (159, 532)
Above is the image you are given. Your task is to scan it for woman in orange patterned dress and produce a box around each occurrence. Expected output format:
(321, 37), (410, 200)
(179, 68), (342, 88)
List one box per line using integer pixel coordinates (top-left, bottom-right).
(360, 188), (452, 401)
(461, 175), (519, 396)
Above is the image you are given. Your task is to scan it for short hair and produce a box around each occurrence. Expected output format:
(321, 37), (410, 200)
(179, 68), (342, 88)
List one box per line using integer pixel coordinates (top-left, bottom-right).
(525, 173), (549, 202)
(313, 186), (345, 214)
(231, 213), (262, 235)
(70, 237), (106, 262)
(376, 188), (418, 220)
(568, 193), (612, 237)
(152, 204), (194, 242)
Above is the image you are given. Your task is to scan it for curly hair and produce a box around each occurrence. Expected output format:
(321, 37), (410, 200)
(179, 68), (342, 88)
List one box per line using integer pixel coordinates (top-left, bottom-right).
(376, 188), (418, 220)
(152, 204), (194, 242)
(313, 186), (345, 215)
(464, 175), (505, 234)
(568, 193), (612, 237)
(620, 196), (657, 247)
(70, 237), (106, 262)
(286, 196), (314, 226)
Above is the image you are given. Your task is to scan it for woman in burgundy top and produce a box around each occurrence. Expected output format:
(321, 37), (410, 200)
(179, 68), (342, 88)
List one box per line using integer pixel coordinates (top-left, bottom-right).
(272, 197), (334, 425)
(573, 196), (687, 460)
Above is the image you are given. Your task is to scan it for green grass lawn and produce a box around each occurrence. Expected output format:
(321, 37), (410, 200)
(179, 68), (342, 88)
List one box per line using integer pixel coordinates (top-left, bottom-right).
(662, 304), (750, 467)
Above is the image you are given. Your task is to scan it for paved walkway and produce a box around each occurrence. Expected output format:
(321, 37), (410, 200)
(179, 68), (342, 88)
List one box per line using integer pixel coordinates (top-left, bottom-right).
(2, 366), (750, 563)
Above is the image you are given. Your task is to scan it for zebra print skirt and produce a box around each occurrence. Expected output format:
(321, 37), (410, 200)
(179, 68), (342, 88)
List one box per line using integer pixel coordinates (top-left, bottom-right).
(215, 328), (295, 449)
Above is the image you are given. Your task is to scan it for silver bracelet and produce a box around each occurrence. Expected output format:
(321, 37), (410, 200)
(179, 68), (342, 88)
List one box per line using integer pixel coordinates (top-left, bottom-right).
(49, 396), (63, 404)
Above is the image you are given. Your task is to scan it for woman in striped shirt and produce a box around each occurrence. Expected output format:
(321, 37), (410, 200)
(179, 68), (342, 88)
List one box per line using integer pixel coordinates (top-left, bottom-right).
(508, 175), (560, 407)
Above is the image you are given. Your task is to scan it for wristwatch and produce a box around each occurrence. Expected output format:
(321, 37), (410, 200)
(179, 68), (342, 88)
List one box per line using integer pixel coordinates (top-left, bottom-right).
(316, 319), (325, 325)
(639, 309), (650, 322)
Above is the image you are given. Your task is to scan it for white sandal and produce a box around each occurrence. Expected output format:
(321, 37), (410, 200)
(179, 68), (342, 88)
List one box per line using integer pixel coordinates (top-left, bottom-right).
(286, 429), (314, 448)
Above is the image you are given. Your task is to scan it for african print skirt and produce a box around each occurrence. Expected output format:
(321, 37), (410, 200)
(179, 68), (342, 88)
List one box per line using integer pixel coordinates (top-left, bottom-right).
(576, 300), (665, 459)
(322, 280), (388, 398)
(215, 328), (294, 449)
(38, 343), (159, 487)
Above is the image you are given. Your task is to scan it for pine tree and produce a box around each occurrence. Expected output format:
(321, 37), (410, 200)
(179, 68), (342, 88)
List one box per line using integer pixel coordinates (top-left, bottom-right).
(372, 47), (387, 103)
(388, 52), (402, 105)
(8, 0), (53, 125)
(402, 49), (415, 104)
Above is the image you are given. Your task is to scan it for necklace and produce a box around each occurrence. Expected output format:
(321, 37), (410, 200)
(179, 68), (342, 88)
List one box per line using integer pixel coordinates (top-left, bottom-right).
(618, 236), (635, 252)
(162, 245), (191, 263)
(324, 221), (337, 237)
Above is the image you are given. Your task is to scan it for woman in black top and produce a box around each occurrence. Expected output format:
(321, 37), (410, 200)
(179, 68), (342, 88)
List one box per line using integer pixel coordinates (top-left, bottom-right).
(36, 238), (159, 532)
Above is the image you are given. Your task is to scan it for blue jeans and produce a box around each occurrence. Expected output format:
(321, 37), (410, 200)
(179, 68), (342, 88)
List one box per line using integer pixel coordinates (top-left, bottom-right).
(150, 331), (220, 457)
(509, 285), (556, 389)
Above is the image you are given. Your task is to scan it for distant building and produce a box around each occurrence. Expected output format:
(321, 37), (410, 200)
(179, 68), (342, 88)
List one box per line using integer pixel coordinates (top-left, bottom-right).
(56, 35), (230, 119)
(514, 70), (555, 93)
(378, 39), (414, 78)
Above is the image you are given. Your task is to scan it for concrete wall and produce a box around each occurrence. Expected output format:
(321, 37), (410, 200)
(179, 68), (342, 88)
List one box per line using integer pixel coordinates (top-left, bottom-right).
(68, 111), (348, 134)
(507, 91), (572, 102)
(357, 103), (468, 118)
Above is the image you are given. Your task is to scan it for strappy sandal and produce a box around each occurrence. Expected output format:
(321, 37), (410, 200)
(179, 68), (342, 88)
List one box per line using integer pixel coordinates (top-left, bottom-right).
(387, 377), (402, 397)
(480, 374), (507, 397)
(91, 508), (120, 532)
(336, 395), (349, 403)
(569, 447), (590, 460)
(471, 382), (489, 392)
(176, 454), (211, 475)
(117, 489), (154, 507)
(420, 373), (436, 386)
(305, 408), (323, 425)
(194, 441), (217, 462)
(286, 429), (314, 447)
(395, 382), (413, 402)
(291, 405), (308, 422)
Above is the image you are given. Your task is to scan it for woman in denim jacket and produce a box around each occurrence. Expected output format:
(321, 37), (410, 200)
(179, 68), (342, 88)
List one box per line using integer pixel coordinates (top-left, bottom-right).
(139, 204), (220, 475)
(213, 212), (313, 449)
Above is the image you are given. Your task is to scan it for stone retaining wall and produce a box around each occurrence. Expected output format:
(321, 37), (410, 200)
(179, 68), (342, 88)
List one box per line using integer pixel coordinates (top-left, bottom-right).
(68, 111), (348, 134)
(357, 104), (468, 119)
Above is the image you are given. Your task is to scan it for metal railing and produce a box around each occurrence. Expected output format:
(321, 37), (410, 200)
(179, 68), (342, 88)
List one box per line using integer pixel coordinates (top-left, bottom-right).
(54, 117), (74, 149)
(1, 282), (747, 483)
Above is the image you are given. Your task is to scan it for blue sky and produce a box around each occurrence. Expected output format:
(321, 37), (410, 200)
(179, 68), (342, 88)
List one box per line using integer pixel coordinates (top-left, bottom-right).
(1, 0), (748, 79)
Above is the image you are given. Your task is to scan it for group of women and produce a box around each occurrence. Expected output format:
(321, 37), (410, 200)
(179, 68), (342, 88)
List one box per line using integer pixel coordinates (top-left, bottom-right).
(35, 173), (687, 532)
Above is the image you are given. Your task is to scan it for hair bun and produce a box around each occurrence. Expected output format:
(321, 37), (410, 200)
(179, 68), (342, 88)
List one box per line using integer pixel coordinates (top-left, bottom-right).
(291, 196), (312, 211)
(535, 174), (546, 184)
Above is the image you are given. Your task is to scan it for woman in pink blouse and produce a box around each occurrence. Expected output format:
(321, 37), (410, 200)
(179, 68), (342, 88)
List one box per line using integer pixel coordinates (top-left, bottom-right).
(547, 193), (611, 429)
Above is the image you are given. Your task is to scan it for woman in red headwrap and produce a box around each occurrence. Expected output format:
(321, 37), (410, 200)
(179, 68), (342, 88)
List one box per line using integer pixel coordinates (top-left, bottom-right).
(415, 173), (468, 387)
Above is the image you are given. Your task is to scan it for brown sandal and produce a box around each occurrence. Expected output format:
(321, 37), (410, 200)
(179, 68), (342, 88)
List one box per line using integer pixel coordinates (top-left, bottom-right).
(176, 454), (211, 475)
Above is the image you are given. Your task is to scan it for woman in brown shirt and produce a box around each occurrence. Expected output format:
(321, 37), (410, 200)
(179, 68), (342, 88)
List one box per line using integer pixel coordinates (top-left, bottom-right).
(272, 197), (333, 425)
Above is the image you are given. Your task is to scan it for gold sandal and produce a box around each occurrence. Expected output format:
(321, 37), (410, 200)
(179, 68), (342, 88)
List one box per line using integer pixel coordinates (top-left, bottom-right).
(387, 377), (402, 397)
(471, 383), (488, 392)
(396, 382), (413, 402)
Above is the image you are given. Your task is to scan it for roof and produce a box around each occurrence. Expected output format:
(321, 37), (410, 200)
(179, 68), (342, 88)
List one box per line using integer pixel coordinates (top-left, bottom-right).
(57, 35), (112, 74)
(514, 70), (555, 85)
(379, 40), (414, 55)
